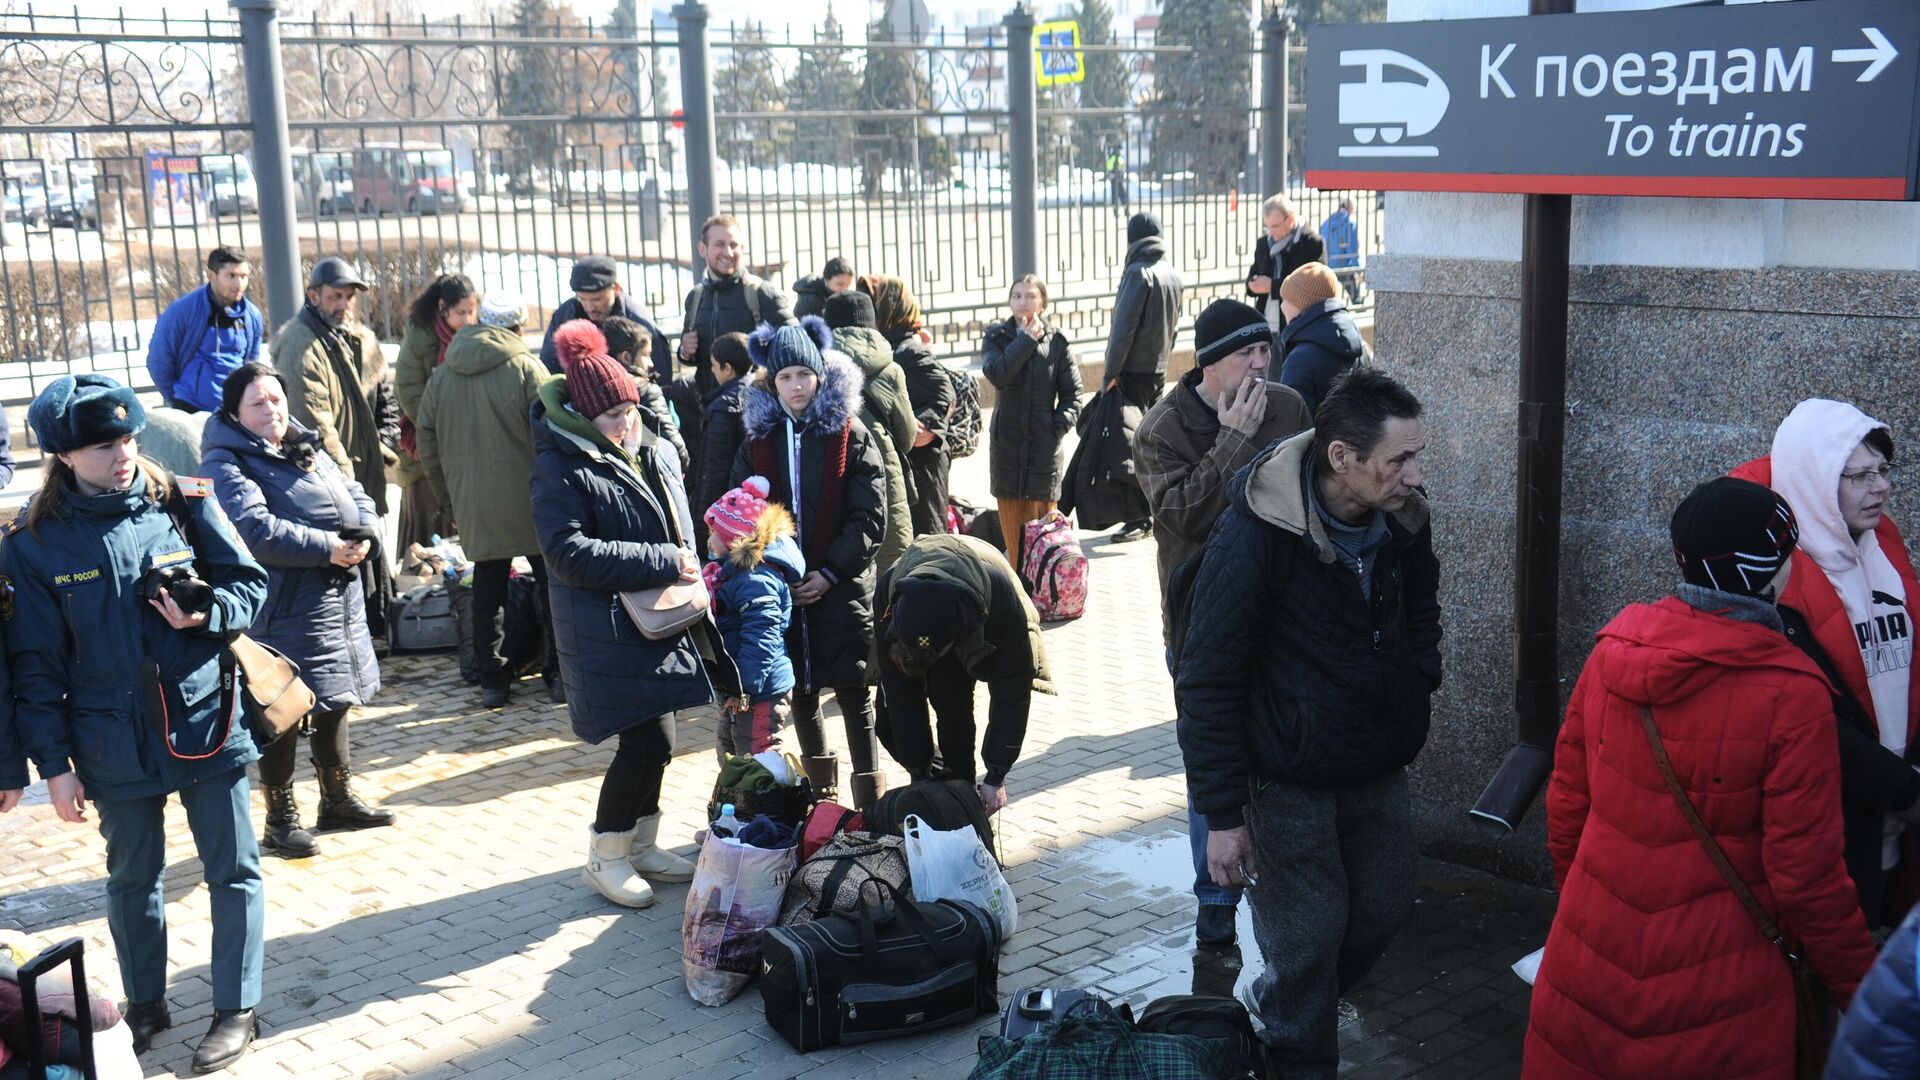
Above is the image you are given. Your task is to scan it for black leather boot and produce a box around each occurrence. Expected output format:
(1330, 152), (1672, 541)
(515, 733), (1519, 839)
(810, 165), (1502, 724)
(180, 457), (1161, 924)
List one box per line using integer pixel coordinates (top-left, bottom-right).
(126, 999), (172, 1054)
(1196, 902), (1238, 948)
(191, 1008), (257, 1073)
(314, 766), (396, 831)
(260, 784), (318, 859)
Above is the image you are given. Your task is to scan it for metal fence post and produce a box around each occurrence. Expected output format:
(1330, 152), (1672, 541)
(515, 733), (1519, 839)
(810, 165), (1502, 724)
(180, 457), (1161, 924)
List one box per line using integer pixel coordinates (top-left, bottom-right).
(1259, 7), (1288, 196)
(1005, 4), (1037, 279)
(674, 1), (718, 255)
(232, 0), (302, 330)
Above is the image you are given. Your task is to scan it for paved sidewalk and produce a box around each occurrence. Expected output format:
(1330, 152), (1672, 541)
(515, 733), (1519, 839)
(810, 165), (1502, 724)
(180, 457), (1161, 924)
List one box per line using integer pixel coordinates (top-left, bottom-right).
(0, 449), (1554, 1079)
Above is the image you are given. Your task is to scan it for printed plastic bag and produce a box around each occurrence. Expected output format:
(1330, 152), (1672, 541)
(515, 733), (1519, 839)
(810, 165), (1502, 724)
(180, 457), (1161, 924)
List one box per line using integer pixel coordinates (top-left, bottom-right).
(901, 812), (1017, 940)
(681, 832), (796, 1005)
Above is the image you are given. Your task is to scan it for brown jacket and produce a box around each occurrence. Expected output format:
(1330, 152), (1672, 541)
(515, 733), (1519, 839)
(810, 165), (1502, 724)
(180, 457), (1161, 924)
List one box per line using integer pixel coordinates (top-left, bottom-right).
(1133, 369), (1311, 643)
(271, 308), (393, 512)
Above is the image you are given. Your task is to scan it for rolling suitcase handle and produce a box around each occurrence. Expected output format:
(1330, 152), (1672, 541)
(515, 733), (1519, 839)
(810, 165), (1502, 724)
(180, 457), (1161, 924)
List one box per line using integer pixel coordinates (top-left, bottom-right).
(19, 937), (97, 1080)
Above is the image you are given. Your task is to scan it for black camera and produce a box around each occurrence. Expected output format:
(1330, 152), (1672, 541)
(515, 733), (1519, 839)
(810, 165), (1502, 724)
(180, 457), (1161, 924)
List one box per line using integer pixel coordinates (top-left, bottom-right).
(138, 564), (215, 615)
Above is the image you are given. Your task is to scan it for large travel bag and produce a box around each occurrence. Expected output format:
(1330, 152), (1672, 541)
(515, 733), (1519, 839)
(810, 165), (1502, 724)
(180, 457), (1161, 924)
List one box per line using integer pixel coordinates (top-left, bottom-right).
(867, 778), (996, 860)
(1135, 993), (1266, 1079)
(388, 582), (460, 652)
(998, 986), (1126, 1042)
(760, 881), (1001, 1052)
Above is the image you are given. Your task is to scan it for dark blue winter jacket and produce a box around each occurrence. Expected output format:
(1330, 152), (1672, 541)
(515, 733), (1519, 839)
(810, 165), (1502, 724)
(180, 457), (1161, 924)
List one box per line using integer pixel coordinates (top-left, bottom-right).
(712, 531), (805, 703)
(1826, 907), (1920, 1080)
(696, 376), (752, 516)
(201, 412), (381, 712)
(1277, 297), (1365, 416)
(145, 285), (264, 413)
(3, 465), (268, 801)
(530, 377), (737, 744)
(0, 644), (24, 791)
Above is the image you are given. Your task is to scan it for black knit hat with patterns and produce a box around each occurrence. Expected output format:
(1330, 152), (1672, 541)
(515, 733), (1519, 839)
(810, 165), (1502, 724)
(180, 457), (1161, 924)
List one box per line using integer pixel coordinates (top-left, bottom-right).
(1193, 299), (1270, 368)
(1670, 477), (1799, 597)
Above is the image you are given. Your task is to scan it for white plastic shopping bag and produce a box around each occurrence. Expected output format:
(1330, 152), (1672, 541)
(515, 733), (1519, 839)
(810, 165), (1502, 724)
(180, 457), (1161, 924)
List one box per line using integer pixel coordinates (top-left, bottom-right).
(1512, 946), (1544, 987)
(901, 812), (1018, 940)
(681, 832), (796, 1005)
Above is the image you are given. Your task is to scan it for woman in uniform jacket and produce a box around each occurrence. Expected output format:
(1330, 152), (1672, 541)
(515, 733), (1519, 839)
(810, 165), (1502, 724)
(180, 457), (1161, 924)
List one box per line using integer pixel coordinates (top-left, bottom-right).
(982, 274), (1081, 564)
(1524, 478), (1875, 1080)
(202, 362), (393, 861)
(730, 317), (888, 808)
(3, 374), (270, 1072)
(531, 341), (736, 910)
(1732, 399), (1920, 931)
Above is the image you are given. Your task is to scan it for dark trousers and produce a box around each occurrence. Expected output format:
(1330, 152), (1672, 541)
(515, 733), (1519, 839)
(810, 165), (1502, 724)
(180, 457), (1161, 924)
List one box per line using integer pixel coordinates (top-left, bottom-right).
(257, 706), (351, 787)
(1245, 768), (1416, 1079)
(877, 654), (985, 782)
(592, 716), (676, 833)
(791, 684), (878, 774)
(907, 444), (951, 537)
(95, 767), (263, 1009)
(471, 557), (554, 690)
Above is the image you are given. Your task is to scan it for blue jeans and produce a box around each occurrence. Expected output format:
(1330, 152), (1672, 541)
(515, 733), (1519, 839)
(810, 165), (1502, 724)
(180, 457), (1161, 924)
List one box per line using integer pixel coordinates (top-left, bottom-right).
(1191, 798), (1244, 907)
(95, 767), (264, 1009)
(1169, 646), (1243, 908)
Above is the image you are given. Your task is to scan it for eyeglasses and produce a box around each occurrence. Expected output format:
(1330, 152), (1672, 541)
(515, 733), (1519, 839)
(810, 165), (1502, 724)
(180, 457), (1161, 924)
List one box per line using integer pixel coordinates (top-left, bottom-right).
(1841, 464), (1898, 489)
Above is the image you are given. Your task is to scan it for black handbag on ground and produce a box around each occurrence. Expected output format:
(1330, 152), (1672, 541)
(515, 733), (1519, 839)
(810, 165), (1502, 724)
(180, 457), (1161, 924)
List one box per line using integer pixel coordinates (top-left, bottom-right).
(1135, 994), (1267, 1079)
(760, 880), (1001, 1052)
(867, 777), (997, 861)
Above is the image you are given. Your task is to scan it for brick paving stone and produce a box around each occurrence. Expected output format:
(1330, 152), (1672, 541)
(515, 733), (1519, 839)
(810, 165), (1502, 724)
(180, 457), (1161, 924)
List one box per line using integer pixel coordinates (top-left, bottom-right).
(0, 431), (1554, 1078)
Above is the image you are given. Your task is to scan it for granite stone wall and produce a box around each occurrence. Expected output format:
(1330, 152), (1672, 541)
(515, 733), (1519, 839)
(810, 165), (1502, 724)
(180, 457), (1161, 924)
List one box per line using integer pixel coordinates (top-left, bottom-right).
(1369, 254), (1920, 885)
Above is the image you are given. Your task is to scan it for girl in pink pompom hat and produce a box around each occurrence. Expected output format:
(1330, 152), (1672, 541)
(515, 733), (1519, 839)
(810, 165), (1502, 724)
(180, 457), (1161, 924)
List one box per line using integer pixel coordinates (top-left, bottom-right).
(704, 476), (808, 755)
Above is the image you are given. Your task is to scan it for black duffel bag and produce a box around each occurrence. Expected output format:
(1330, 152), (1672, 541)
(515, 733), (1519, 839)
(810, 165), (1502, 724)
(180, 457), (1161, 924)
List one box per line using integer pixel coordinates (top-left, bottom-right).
(866, 778), (996, 861)
(1135, 993), (1267, 1079)
(760, 880), (1001, 1052)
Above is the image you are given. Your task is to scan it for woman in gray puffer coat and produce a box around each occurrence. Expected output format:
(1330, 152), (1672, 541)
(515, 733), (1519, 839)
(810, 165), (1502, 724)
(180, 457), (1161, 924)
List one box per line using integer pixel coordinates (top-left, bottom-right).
(982, 274), (1082, 563)
(202, 362), (393, 860)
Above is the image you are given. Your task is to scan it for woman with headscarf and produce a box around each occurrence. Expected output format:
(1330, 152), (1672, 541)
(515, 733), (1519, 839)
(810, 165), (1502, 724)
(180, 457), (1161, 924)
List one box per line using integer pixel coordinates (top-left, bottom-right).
(1733, 399), (1920, 931)
(860, 275), (952, 537)
(392, 273), (478, 547)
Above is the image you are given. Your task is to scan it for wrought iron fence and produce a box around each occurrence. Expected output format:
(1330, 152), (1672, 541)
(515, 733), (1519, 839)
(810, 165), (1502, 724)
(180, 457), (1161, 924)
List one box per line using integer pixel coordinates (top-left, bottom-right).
(0, 4), (1381, 413)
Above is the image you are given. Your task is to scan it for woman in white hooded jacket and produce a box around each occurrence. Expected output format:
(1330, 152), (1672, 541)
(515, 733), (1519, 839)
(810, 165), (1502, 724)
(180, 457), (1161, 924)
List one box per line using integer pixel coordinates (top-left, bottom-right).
(1734, 398), (1920, 929)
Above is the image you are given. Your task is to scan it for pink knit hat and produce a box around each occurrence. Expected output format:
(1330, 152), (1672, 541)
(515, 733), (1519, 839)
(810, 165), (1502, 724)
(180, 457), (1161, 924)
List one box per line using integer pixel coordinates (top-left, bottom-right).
(705, 476), (773, 547)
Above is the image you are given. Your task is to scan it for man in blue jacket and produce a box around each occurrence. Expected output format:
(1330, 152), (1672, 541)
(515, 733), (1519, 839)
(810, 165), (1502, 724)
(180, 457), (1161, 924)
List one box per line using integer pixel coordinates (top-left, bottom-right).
(1319, 199), (1362, 304)
(145, 246), (263, 413)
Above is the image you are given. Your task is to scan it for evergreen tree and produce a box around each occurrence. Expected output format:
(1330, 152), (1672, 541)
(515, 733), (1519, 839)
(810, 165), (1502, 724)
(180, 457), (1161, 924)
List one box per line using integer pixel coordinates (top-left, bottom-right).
(504, 0), (561, 177)
(713, 22), (789, 165)
(787, 13), (862, 165)
(1152, 0), (1252, 189)
(1070, 0), (1127, 172)
(856, 1), (955, 200)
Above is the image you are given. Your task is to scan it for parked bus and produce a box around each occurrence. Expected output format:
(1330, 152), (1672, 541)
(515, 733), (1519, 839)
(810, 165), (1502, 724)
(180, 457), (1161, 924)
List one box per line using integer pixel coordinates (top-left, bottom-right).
(352, 143), (468, 215)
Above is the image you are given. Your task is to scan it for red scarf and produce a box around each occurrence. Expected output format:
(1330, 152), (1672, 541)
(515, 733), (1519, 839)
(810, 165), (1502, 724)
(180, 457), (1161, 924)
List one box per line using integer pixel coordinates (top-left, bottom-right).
(399, 315), (461, 460)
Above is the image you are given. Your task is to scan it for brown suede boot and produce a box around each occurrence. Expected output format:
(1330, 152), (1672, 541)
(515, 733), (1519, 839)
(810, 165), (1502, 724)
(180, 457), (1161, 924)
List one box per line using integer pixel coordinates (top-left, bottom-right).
(849, 771), (887, 811)
(801, 753), (841, 804)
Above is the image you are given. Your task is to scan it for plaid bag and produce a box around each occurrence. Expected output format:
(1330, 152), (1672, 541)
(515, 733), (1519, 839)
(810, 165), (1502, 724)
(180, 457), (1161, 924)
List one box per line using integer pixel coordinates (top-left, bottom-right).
(969, 1014), (1233, 1080)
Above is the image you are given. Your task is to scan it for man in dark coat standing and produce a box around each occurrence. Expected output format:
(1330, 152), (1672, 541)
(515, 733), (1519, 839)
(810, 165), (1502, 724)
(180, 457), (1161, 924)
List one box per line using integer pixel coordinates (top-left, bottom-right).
(539, 256), (670, 376)
(1176, 367), (1440, 1079)
(1245, 194), (1324, 326)
(1103, 212), (1185, 541)
(674, 214), (797, 471)
(1135, 299), (1311, 947)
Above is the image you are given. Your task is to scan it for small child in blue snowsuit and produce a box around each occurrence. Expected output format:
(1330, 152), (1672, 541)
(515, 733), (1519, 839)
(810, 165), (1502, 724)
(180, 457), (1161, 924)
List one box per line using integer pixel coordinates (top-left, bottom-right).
(703, 475), (807, 755)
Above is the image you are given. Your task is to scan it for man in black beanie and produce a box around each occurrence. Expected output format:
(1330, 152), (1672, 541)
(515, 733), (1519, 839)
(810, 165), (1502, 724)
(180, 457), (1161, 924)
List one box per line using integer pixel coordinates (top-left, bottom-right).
(538, 255), (669, 376)
(1101, 210), (1186, 541)
(1135, 297), (1311, 945)
(874, 534), (1055, 815)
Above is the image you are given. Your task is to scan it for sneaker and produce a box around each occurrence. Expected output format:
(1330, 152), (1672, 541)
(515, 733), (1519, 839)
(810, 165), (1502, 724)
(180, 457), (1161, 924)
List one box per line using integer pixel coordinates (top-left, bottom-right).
(1111, 520), (1153, 543)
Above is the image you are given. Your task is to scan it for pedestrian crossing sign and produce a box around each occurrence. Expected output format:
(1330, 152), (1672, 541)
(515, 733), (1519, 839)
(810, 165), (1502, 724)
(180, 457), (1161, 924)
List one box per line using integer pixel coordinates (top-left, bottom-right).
(1035, 20), (1083, 86)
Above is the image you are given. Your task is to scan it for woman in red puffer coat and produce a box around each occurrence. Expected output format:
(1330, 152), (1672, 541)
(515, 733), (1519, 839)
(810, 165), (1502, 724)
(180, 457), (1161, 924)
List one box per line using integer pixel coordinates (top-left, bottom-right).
(1524, 477), (1876, 1080)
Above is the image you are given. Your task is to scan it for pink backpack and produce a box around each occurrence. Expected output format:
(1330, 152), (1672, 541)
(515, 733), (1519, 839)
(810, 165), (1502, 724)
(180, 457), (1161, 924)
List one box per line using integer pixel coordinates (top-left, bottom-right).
(1020, 510), (1088, 621)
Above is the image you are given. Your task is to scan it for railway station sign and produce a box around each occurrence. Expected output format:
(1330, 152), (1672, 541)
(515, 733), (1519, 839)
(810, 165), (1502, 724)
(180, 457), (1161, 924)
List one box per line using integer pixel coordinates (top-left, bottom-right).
(1305, 0), (1920, 200)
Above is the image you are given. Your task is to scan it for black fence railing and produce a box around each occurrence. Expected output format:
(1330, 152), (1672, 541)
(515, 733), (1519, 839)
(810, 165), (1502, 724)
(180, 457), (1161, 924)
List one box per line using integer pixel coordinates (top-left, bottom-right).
(0, 5), (1381, 413)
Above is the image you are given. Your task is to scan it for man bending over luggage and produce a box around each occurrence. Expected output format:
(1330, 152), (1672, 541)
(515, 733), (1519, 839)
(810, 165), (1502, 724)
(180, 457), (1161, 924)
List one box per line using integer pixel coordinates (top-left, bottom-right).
(875, 534), (1054, 815)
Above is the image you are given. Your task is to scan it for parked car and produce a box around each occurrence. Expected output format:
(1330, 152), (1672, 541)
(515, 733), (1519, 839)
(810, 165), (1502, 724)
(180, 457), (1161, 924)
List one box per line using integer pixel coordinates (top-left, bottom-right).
(48, 183), (99, 230)
(4, 186), (46, 226)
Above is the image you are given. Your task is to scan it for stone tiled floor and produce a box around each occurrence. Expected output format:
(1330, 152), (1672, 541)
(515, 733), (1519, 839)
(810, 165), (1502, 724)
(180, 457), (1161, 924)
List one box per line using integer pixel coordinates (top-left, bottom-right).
(0, 448), (1554, 1078)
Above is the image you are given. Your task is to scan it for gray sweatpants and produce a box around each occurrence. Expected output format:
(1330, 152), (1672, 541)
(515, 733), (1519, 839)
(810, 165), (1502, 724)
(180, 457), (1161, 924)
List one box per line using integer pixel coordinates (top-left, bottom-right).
(1245, 768), (1416, 1080)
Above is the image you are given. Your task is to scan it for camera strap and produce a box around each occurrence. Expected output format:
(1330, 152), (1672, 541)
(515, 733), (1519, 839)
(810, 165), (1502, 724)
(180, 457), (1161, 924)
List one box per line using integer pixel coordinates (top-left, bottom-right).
(148, 483), (241, 761)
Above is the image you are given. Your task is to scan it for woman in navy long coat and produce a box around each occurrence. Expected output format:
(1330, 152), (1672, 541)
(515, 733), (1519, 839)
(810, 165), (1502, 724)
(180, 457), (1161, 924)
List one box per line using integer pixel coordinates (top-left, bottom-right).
(530, 342), (738, 909)
(201, 362), (393, 859)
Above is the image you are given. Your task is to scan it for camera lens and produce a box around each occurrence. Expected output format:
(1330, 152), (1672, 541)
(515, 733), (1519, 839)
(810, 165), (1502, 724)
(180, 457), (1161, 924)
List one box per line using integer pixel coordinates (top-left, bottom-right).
(172, 577), (216, 614)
